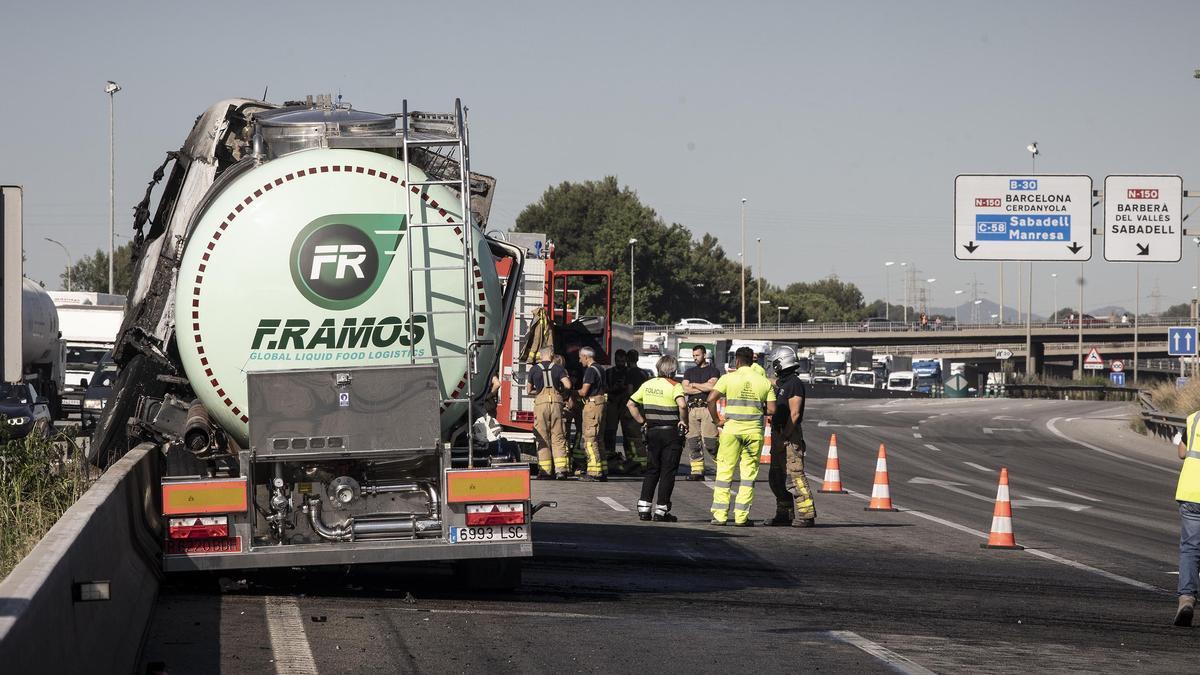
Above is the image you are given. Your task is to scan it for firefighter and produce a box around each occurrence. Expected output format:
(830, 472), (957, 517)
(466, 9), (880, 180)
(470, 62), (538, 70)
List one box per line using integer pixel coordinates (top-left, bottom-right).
(621, 349), (648, 470)
(526, 346), (572, 479)
(603, 349), (629, 467)
(576, 346), (608, 481)
(682, 345), (721, 480)
(1172, 419), (1200, 625)
(765, 345), (816, 527)
(626, 355), (688, 521)
(707, 346), (776, 526)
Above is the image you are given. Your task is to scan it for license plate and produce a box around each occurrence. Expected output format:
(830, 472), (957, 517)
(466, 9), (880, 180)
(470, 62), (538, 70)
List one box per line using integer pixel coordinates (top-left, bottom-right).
(164, 536), (241, 556)
(450, 525), (526, 543)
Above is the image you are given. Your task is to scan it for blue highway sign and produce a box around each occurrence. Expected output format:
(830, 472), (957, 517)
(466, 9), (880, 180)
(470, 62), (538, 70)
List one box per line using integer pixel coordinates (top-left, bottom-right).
(1109, 372), (1125, 387)
(1168, 326), (1198, 357)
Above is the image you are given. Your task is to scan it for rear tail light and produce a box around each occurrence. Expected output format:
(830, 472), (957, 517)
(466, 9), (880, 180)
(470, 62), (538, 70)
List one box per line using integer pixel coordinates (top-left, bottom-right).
(466, 503), (525, 526)
(168, 516), (230, 540)
(512, 410), (534, 423)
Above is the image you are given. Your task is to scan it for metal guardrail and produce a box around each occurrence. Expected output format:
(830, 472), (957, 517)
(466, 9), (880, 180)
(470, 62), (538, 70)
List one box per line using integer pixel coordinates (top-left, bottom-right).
(1002, 383), (1142, 402)
(1138, 391), (1186, 439)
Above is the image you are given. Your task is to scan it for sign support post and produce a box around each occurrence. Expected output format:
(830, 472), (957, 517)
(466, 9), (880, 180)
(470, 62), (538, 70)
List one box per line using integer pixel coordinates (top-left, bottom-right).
(1, 186), (22, 384)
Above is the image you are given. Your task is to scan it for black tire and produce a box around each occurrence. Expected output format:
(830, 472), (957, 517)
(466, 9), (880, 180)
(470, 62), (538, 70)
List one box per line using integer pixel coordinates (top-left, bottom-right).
(455, 557), (522, 591)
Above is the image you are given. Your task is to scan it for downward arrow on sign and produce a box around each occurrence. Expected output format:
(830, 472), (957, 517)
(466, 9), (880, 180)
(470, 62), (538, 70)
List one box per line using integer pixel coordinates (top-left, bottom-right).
(1067, 242), (1083, 254)
(1136, 243), (1150, 256)
(963, 241), (979, 254)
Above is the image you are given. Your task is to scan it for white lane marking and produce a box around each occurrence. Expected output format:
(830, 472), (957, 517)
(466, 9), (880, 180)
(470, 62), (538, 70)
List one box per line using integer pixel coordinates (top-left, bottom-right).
(912, 433), (923, 439)
(597, 496), (629, 512)
(265, 597), (318, 675)
(963, 461), (992, 473)
(1023, 548), (1162, 593)
(982, 427), (1024, 434)
(818, 420), (874, 429)
(1045, 417), (1175, 475)
(911, 426), (920, 430)
(909, 476), (1089, 512)
(811, 473), (1160, 593)
(992, 415), (1030, 421)
(393, 607), (617, 620)
(923, 444), (942, 452)
(825, 630), (936, 675)
(1048, 487), (1102, 503)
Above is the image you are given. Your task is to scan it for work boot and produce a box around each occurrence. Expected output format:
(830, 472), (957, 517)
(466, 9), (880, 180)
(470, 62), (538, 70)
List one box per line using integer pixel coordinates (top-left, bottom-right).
(685, 474), (705, 482)
(733, 520), (754, 528)
(652, 513), (678, 522)
(766, 513), (793, 527)
(554, 472), (572, 481)
(536, 470), (554, 480)
(580, 474), (607, 482)
(793, 518), (816, 528)
(709, 518), (727, 526)
(1175, 595), (1195, 627)
(638, 512), (652, 521)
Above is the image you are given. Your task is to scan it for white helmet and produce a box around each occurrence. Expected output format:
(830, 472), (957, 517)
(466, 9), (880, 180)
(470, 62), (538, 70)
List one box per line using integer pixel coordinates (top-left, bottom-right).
(769, 345), (800, 376)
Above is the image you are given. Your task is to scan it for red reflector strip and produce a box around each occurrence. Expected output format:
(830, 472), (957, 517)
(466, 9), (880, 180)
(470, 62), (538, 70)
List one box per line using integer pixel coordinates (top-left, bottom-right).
(446, 469), (530, 503)
(465, 502), (525, 526)
(168, 516), (230, 540)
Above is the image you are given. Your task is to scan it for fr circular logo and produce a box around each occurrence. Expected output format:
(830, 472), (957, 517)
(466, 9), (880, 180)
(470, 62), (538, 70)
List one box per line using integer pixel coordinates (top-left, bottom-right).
(289, 214), (405, 310)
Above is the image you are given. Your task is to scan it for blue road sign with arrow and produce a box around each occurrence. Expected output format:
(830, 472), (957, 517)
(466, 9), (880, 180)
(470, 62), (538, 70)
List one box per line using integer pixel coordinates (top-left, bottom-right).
(1110, 372), (1125, 387)
(1168, 326), (1198, 356)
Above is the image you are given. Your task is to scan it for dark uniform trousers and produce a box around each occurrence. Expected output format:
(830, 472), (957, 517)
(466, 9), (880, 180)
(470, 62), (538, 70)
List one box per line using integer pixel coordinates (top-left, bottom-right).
(640, 425), (684, 513)
(768, 424), (816, 521)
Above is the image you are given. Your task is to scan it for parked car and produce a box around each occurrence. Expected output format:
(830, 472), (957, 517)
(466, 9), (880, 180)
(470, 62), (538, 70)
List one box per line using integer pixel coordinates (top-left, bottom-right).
(0, 382), (53, 440)
(82, 359), (118, 429)
(1062, 314), (1108, 327)
(674, 318), (724, 333)
(858, 317), (906, 332)
(632, 320), (659, 329)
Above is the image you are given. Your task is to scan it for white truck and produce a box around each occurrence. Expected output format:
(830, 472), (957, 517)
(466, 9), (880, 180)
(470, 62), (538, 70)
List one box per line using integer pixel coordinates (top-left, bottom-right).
(887, 371), (915, 391)
(90, 96), (540, 587)
(48, 292), (124, 419)
(12, 279), (65, 419)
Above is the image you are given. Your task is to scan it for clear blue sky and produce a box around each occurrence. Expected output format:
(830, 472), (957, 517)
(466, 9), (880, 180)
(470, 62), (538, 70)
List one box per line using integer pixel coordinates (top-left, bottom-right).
(4, 0), (1200, 317)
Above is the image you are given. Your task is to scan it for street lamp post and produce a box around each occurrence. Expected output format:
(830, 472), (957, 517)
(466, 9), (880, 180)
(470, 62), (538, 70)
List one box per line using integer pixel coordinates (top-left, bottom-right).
(105, 80), (121, 295)
(953, 289), (964, 326)
(925, 278), (936, 317)
(884, 261), (895, 321)
(628, 238), (637, 324)
(45, 238), (73, 291)
(900, 262), (909, 325)
(1051, 272), (1058, 322)
(776, 305), (789, 327)
(739, 198), (747, 329)
(758, 299), (770, 330)
(756, 237), (763, 328)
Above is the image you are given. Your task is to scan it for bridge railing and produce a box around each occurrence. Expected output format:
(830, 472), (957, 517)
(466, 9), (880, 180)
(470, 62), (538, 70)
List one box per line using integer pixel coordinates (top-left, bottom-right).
(640, 317), (1189, 337)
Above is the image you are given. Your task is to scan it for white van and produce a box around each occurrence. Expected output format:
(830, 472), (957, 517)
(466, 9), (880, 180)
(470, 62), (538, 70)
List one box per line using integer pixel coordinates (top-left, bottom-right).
(847, 370), (876, 389)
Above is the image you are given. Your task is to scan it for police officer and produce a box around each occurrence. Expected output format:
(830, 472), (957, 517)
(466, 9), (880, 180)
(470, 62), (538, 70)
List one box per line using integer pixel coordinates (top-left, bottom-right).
(765, 345), (816, 527)
(627, 355), (688, 522)
(526, 346), (572, 479)
(576, 347), (608, 481)
(1173, 418), (1200, 625)
(682, 345), (721, 480)
(707, 347), (776, 526)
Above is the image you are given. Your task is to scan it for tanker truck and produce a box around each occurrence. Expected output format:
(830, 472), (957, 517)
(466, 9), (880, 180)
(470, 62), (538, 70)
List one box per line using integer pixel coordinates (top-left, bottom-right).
(3, 278), (64, 430)
(89, 95), (537, 586)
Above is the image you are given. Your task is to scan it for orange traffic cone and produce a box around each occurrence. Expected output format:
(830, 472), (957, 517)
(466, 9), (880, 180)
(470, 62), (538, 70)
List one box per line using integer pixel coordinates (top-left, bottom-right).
(981, 467), (1023, 550)
(759, 424), (773, 464)
(864, 444), (898, 511)
(819, 434), (848, 494)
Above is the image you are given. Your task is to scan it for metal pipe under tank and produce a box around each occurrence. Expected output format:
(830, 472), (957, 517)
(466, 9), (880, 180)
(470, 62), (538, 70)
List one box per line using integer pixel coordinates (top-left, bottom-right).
(307, 487), (441, 542)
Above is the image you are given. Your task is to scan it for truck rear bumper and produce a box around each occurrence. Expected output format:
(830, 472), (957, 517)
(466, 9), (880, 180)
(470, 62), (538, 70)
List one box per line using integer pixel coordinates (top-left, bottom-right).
(163, 536), (533, 572)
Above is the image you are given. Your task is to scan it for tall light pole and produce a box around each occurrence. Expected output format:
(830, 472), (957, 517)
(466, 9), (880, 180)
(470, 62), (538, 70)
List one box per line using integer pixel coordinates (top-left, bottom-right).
(1050, 273), (1058, 322)
(777, 305), (789, 327)
(900, 262), (909, 324)
(756, 236), (763, 328)
(884, 261), (895, 320)
(628, 238), (637, 324)
(925, 278), (936, 317)
(953, 289), (964, 325)
(758, 299), (770, 329)
(1025, 141), (1038, 376)
(45, 238), (73, 291)
(1194, 237), (1200, 325)
(105, 80), (121, 295)
(739, 198), (747, 329)
(1027, 141), (1039, 175)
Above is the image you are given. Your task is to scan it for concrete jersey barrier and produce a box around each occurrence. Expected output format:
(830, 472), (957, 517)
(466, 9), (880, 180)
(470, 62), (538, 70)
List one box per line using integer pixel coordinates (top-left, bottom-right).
(0, 443), (161, 673)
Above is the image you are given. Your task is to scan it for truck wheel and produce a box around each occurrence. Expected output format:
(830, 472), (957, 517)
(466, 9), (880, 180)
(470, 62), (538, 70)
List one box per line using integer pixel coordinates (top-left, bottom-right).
(455, 557), (522, 591)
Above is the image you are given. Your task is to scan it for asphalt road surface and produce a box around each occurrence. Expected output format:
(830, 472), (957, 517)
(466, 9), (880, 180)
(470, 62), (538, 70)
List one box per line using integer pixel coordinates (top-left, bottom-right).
(143, 399), (1200, 673)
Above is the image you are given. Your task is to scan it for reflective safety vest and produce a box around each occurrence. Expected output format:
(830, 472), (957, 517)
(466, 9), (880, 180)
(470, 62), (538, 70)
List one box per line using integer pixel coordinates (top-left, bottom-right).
(630, 377), (684, 427)
(714, 366), (775, 437)
(1178, 412), (1200, 503)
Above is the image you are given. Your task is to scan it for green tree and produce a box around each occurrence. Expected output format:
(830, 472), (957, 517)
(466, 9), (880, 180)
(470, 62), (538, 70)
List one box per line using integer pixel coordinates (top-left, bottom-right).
(60, 242), (133, 294)
(515, 177), (744, 324)
(1163, 302), (1192, 319)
